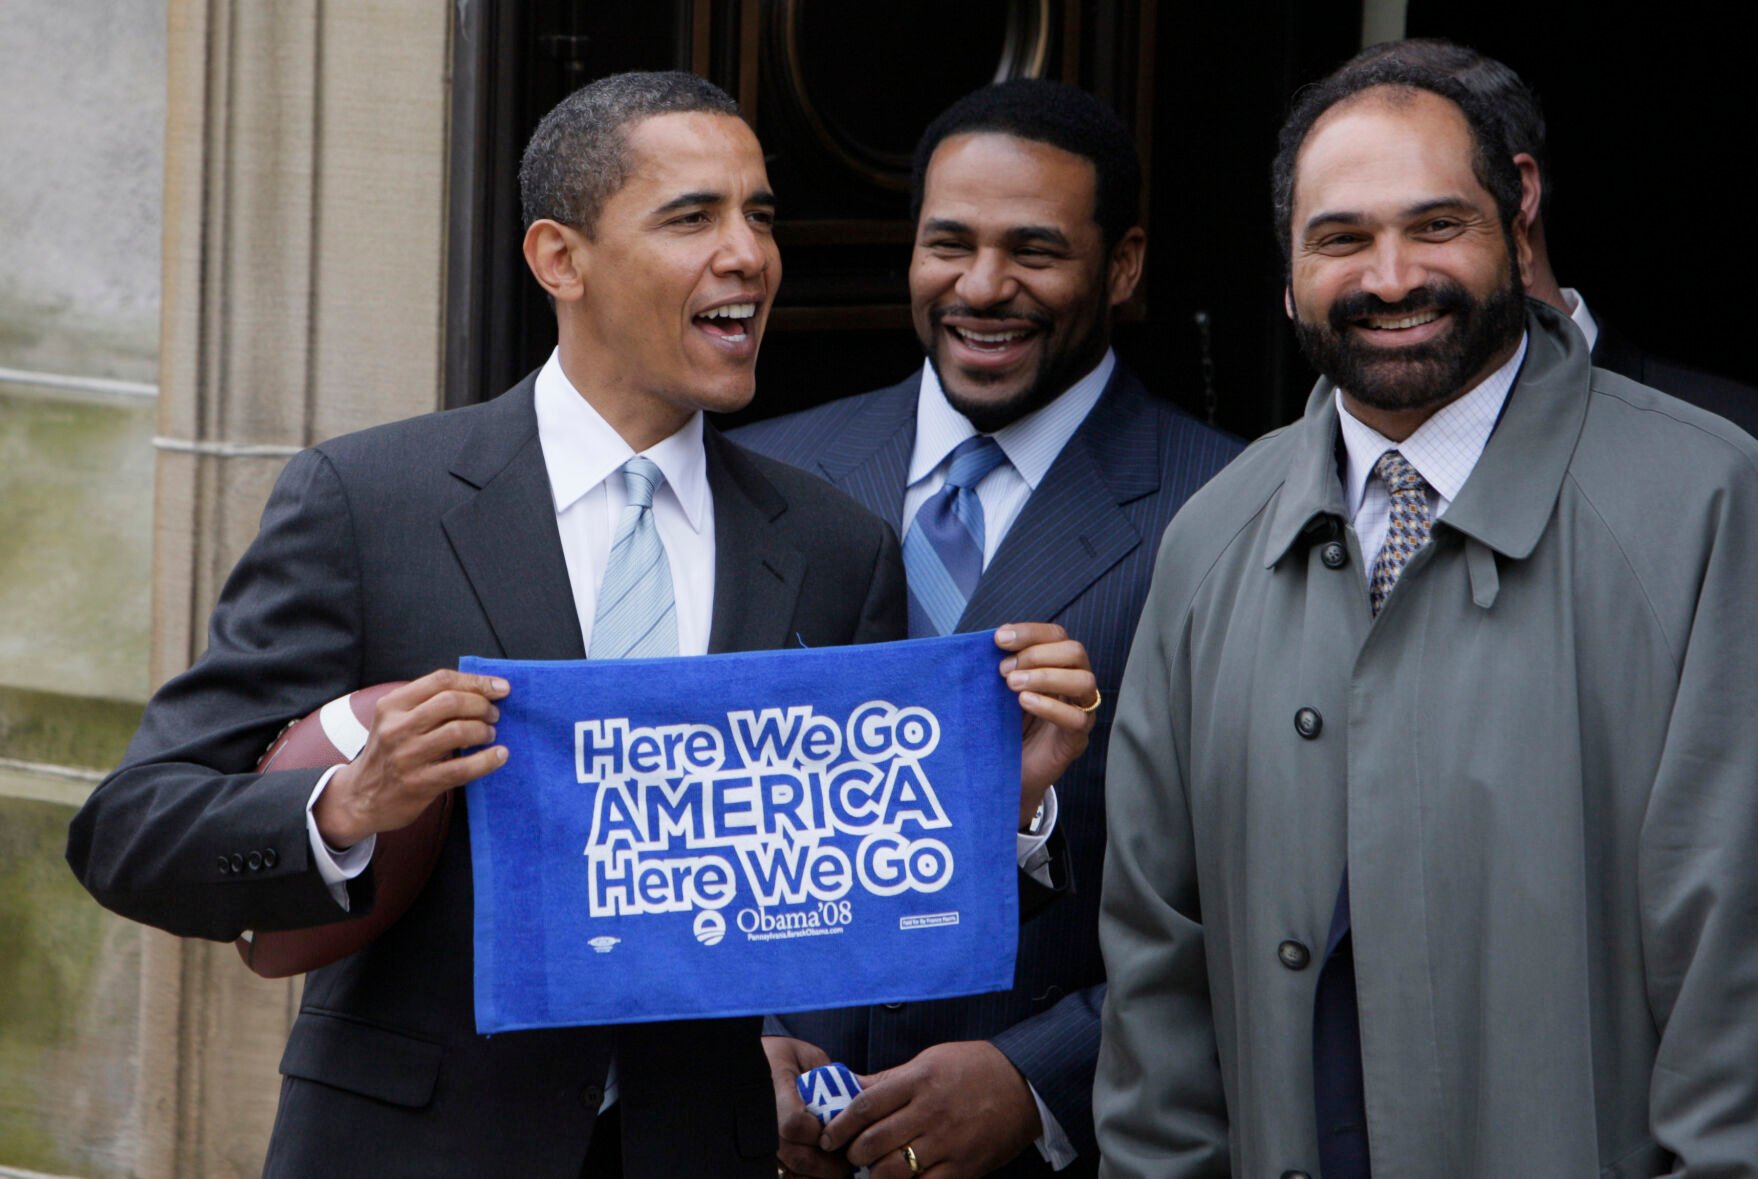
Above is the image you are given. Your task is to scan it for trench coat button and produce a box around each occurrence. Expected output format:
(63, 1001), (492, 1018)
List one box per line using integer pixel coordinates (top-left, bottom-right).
(1320, 541), (1348, 569)
(1294, 708), (1322, 739)
(229, 853), (246, 874)
(217, 855), (232, 875)
(1278, 940), (1311, 970)
(247, 851), (264, 871)
(882, 1002), (904, 1011)
(581, 1082), (604, 1109)
(262, 847), (278, 868)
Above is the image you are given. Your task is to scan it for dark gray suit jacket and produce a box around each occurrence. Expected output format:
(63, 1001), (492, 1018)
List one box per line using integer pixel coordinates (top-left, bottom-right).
(732, 365), (1242, 1174)
(67, 374), (905, 1178)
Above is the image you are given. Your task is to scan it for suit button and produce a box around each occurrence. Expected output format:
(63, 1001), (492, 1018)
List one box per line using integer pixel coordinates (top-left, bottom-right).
(1320, 541), (1348, 569)
(229, 853), (246, 874)
(217, 855), (232, 875)
(581, 1083), (604, 1109)
(882, 1002), (904, 1011)
(247, 851), (264, 871)
(1294, 708), (1322, 739)
(1282, 1171), (1312, 1179)
(1278, 940), (1311, 970)
(262, 847), (278, 868)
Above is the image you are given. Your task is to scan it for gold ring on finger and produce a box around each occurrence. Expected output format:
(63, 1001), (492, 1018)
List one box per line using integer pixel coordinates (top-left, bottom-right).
(1078, 687), (1103, 714)
(902, 1142), (924, 1175)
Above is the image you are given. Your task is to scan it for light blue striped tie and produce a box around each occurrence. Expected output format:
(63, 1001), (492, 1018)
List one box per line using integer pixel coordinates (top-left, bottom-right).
(904, 435), (1008, 637)
(589, 456), (677, 659)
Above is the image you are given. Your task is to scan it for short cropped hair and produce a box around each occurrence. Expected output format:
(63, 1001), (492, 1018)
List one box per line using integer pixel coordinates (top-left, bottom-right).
(1348, 39), (1549, 215)
(519, 70), (741, 236)
(910, 79), (1142, 247)
(1271, 55), (1525, 266)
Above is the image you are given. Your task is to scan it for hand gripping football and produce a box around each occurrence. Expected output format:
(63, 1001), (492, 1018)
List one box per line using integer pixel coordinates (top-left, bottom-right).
(233, 681), (454, 978)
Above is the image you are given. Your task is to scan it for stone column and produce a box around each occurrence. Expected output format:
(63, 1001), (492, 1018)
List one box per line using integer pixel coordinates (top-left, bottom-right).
(144, 2), (451, 1174)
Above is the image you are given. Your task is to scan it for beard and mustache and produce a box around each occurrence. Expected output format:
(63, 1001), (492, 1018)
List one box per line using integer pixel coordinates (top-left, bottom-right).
(919, 300), (1106, 435)
(1293, 263), (1527, 413)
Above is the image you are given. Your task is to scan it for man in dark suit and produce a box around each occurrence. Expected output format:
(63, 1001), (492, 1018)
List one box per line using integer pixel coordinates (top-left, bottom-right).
(733, 81), (1242, 1179)
(1350, 38), (1758, 437)
(66, 71), (918, 1178)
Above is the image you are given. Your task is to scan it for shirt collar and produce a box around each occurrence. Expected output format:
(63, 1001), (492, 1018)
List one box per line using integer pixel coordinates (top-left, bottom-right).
(1334, 332), (1529, 518)
(908, 349), (1114, 489)
(533, 349), (710, 531)
(1561, 287), (1599, 352)
(1266, 302), (1592, 569)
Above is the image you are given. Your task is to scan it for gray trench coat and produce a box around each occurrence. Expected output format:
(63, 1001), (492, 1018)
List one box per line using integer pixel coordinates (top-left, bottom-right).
(1095, 303), (1758, 1178)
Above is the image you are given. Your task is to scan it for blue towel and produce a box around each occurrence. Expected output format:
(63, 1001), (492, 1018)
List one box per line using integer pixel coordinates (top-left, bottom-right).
(462, 631), (1020, 1033)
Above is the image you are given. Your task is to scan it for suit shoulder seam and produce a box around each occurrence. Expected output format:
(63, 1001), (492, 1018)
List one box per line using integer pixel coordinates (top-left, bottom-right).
(1588, 383), (1758, 477)
(1560, 470), (1681, 672)
(304, 450), (369, 689)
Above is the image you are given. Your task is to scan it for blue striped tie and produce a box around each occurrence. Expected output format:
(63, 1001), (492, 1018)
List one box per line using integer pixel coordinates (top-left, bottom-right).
(589, 456), (677, 659)
(904, 435), (1008, 637)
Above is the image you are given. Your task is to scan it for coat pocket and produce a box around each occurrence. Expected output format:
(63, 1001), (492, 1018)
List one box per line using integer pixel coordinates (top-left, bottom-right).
(279, 1009), (443, 1108)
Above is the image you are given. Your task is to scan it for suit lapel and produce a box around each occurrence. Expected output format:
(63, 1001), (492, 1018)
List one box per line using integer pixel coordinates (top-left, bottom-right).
(441, 377), (586, 661)
(705, 429), (805, 654)
(960, 371), (1159, 630)
(812, 378), (918, 533)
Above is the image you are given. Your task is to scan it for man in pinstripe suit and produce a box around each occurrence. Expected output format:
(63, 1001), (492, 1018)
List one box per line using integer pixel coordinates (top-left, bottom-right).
(733, 81), (1243, 1179)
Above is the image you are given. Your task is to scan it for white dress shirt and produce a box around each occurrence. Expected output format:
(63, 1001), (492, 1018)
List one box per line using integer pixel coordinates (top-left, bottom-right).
(1337, 334), (1529, 574)
(905, 350), (1114, 1171)
(904, 351), (1113, 558)
(535, 349), (718, 1114)
(1562, 287), (1600, 352)
(307, 350), (717, 892)
(534, 350), (716, 653)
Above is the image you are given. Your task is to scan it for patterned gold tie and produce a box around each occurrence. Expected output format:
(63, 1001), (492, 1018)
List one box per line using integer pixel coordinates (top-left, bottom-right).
(1368, 449), (1433, 615)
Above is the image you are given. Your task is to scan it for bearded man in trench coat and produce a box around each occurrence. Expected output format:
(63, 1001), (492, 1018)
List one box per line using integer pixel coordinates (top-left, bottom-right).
(1093, 55), (1758, 1178)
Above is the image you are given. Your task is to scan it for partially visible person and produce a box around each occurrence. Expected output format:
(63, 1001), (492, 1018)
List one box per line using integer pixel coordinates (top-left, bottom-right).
(1352, 36), (1758, 436)
(737, 80), (1241, 1178)
(1095, 54), (1758, 1178)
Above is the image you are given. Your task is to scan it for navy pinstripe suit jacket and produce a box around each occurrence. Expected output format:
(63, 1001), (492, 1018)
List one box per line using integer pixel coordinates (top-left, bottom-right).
(731, 364), (1243, 1175)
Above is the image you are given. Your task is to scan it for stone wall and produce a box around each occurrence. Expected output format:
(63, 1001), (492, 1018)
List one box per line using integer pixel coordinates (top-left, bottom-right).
(0, 0), (164, 381)
(0, 3), (165, 1174)
(0, 1), (453, 1174)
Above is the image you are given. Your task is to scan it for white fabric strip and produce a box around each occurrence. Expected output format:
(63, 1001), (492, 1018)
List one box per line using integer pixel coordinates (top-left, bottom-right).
(319, 695), (372, 761)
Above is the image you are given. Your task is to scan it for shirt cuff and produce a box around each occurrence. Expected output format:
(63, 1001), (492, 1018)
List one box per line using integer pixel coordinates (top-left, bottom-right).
(1028, 1078), (1078, 1170)
(1016, 785), (1058, 887)
(306, 765), (377, 910)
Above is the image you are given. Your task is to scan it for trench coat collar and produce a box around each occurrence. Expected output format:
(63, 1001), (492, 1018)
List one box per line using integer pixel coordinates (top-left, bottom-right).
(1263, 299), (1592, 568)
(1439, 300), (1592, 559)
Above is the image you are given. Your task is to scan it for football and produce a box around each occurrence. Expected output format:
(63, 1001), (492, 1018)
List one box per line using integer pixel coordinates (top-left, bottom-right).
(234, 681), (455, 978)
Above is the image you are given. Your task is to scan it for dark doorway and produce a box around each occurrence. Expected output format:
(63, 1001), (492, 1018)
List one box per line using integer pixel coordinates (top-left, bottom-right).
(446, 0), (1359, 440)
(450, 4), (1755, 440)
(1402, 0), (1758, 394)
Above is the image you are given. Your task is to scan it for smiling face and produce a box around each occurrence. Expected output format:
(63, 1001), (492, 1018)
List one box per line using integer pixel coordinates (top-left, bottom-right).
(544, 111), (779, 447)
(1287, 87), (1529, 434)
(910, 133), (1143, 433)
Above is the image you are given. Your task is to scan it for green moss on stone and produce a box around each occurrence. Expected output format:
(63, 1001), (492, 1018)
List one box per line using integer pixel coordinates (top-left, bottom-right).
(0, 798), (113, 1174)
(0, 686), (141, 770)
